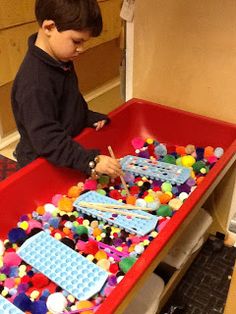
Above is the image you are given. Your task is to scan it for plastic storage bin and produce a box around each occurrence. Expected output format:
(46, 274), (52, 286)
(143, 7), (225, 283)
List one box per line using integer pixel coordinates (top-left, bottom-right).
(0, 98), (236, 313)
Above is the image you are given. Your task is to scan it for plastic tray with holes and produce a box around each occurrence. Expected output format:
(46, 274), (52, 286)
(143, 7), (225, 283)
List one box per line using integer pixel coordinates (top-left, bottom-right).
(73, 191), (158, 236)
(17, 231), (108, 300)
(120, 155), (191, 185)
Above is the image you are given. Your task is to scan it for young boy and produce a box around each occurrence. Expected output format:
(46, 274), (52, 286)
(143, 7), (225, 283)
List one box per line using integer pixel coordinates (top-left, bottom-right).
(11, 0), (122, 179)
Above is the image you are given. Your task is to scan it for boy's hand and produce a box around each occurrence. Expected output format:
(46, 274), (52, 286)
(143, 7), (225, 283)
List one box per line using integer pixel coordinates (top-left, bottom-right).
(95, 155), (123, 178)
(93, 120), (106, 131)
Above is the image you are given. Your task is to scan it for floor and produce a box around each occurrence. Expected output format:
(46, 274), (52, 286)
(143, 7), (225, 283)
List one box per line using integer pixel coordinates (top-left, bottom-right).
(159, 236), (236, 314)
(0, 84), (123, 161)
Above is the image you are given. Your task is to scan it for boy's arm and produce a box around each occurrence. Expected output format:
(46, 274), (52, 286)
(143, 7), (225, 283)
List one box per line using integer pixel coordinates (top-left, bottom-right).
(17, 87), (99, 175)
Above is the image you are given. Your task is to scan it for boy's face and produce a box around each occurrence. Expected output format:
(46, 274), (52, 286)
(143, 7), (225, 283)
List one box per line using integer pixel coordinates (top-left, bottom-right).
(43, 21), (91, 62)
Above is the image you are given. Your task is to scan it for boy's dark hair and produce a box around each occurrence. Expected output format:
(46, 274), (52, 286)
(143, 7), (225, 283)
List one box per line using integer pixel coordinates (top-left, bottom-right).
(35, 0), (102, 36)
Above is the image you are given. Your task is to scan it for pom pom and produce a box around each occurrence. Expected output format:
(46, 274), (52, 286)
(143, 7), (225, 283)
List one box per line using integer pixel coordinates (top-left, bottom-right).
(46, 292), (68, 314)
(31, 273), (50, 289)
(84, 179), (97, 191)
(131, 137), (145, 149)
(8, 228), (27, 244)
(58, 197), (73, 212)
(156, 205), (172, 217)
(67, 186), (81, 198)
(155, 144), (167, 157)
(31, 300), (48, 314)
(13, 293), (32, 311)
(0, 240), (5, 256)
(84, 240), (99, 255)
(119, 257), (137, 273)
(3, 252), (22, 267)
(51, 194), (63, 206)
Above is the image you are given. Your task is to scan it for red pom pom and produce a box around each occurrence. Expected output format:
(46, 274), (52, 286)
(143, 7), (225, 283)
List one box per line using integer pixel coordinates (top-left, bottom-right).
(109, 190), (122, 200)
(130, 186), (140, 195)
(31, 273), (50, 288)
(77, 217), (84, 224)
(109, 263), (119, 274)
(21, 276), (30, 284)
(84, 240), (99, 255)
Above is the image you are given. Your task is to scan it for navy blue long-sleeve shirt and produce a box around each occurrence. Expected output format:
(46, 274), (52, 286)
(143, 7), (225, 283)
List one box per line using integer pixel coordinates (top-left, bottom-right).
(11, 33), (108, 174)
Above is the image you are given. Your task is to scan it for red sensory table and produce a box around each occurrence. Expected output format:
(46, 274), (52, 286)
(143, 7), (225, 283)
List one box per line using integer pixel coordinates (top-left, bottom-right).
(0, 98), (236, 313)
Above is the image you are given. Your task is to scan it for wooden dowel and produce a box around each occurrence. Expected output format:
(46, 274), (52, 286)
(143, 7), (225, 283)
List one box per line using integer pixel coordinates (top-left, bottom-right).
(79, 201), (152, 211)
(79, 202), (150, 220)
(108, 146), (130, 196)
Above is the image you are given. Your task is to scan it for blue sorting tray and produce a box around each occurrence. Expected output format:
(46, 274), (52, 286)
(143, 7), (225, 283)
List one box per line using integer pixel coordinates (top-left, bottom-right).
(17, 231), (108, 300)
(73, 191), (158, 236)
(120, 155), (191, 185)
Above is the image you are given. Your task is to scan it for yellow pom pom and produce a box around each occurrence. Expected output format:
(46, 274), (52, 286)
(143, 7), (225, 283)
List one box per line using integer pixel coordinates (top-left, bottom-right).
(19, 221), (29, 231)
(58, 197), (73, 212)
(67, 185), (82, 198)
(146, 138), (154, 144)
(181, 155), (196, 168)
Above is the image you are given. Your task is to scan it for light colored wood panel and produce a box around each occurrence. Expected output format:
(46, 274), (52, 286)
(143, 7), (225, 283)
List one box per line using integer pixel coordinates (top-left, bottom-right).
(0, 81), (16, 137)
(132, 0), (236, 124)
(74, 39), (121, 93)
(0, 0), (35, 29)
(85, 0), (122, 50)
(0, 22), (38, 86)
(0, 0), (112, 29)
(0, 0), (122, 86)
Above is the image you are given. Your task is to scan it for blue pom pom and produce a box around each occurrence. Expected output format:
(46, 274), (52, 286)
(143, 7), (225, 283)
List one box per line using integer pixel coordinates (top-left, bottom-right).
(13, 293), (32, 311)
(48, 217), (60, 229)
(31, 300), (48, 314)
(8, 228), (27, 243)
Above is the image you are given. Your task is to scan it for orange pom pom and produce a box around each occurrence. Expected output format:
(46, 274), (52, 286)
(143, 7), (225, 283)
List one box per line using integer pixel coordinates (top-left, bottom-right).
(204, 146), (214, 159)
(196, 176), (204, 185)
(63, 227), (71, 235)
(58, 197), (73, 212)
(95, 250), (107, 260)
(67, 185), (81, 198)
(126, 195), (136, 205)
(93, 227), (102, 237)
(36, 206), (45, 215)
(77, 300), (94, 314)
(158, 193), (172, 204)
(176, 146), (186, 156)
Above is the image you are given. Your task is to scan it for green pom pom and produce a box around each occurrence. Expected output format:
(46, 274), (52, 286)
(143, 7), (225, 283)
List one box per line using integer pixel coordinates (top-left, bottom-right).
(119, 257), (137, 273)
(98, 175), (110, 185)
(156, 205), (172, 217)
(75, 225), (88, 235)
(161, 182), (172, 193)
(162, 154), (176, 164)
(192, 161), (206, 173)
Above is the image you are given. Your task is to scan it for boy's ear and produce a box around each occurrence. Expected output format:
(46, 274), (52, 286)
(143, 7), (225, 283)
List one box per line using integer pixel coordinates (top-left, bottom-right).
(42, 20), (56, 36)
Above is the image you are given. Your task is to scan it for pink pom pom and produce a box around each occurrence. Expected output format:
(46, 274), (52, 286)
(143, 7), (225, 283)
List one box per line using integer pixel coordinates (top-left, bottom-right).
(76, 240), (87, 252)
(207, 155), (218, 164)
(3, 252), (22, 267)
(131, 137), (145, 150)
(51, 194), (63, 206)
(84, 179), (97, 190)
(4, 278), (15, 289)
(28, 220), (42, 232)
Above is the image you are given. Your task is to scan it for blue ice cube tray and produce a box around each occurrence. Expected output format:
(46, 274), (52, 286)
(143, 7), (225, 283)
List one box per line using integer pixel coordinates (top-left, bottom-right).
(0, 295), (24, 314)
(73, 191), (158, 236)
(17, 231), (108, 300)
(120, 155), (191, 185)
